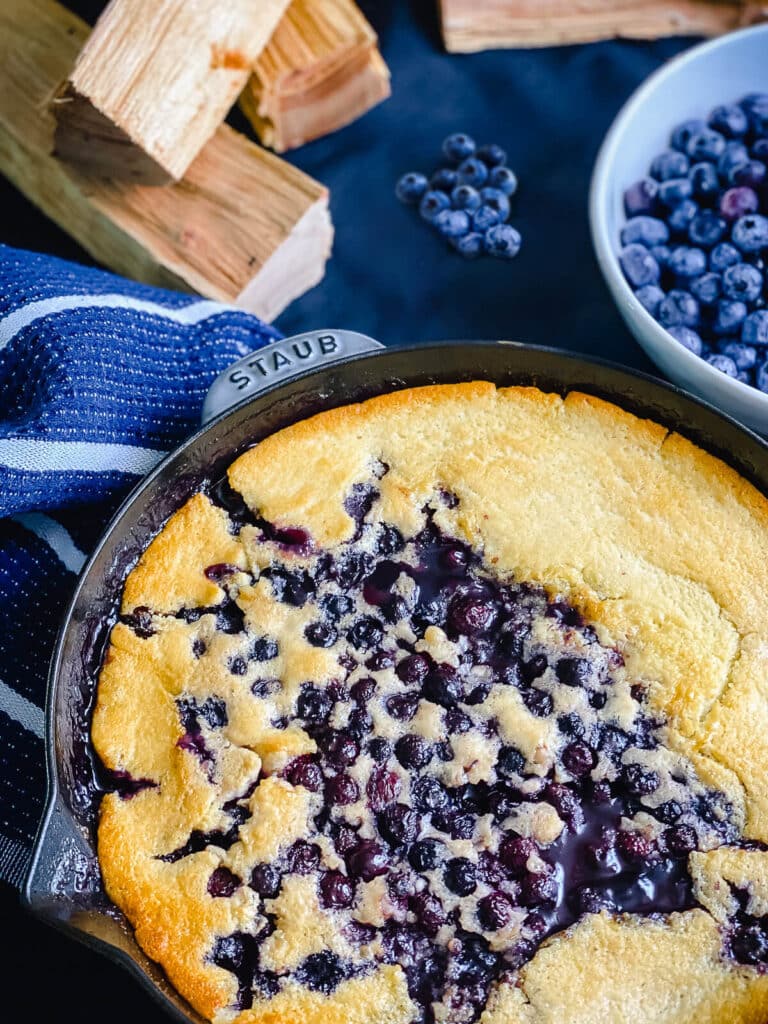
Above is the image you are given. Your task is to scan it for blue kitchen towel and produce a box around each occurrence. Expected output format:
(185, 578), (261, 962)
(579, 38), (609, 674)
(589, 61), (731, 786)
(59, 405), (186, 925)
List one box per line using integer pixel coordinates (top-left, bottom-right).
(0, 244), (280, 888)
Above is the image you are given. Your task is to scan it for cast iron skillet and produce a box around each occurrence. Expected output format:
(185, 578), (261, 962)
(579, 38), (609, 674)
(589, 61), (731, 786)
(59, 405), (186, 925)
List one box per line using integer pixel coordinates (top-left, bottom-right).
(22, 335), (768, 1024)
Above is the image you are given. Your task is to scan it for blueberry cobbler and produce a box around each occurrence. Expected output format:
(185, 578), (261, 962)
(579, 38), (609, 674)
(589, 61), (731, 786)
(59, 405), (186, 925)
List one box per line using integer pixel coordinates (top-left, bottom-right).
(93, 384), (768, 1023)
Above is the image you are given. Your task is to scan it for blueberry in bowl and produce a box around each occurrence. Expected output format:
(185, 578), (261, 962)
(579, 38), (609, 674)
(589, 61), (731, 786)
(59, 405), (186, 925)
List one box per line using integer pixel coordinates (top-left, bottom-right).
(590, 24), (768, 434)
(91, 381), (768, 1024)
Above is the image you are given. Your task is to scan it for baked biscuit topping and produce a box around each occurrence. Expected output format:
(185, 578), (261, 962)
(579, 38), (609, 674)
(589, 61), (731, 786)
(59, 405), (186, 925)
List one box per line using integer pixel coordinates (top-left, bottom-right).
(92, 385), (768, 1024)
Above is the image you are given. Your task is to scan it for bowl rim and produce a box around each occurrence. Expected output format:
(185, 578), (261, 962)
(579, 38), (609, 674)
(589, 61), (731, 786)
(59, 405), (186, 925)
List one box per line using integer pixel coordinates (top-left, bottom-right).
(588, 21), (768, 406)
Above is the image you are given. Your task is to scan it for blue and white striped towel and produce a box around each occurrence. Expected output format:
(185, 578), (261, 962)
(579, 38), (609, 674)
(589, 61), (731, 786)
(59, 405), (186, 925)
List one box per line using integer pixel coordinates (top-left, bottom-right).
(0, 244), (280, 887)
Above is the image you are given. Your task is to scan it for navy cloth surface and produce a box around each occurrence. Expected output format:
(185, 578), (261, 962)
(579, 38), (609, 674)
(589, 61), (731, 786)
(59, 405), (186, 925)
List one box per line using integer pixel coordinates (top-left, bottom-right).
(0, 3), (701, 1021)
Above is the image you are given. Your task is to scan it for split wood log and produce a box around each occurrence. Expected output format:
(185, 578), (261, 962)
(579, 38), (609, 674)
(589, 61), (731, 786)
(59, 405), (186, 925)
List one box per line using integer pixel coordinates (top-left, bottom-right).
(438, 0), (768, 52)
(240, 0), (391, 152)
(0, 0), (333, 323)
(52, 0), (291, 184)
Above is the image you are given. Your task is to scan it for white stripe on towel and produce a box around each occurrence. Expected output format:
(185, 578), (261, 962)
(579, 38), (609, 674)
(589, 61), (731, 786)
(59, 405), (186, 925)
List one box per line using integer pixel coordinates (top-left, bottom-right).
(0, 438), (166, 475)
(0, 678), (45, 740)
(11, 513), (87, 574)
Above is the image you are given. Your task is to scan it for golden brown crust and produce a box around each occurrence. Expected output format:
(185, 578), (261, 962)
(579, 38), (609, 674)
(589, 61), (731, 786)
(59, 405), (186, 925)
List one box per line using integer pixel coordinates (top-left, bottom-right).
(93, 383), (768, 1024)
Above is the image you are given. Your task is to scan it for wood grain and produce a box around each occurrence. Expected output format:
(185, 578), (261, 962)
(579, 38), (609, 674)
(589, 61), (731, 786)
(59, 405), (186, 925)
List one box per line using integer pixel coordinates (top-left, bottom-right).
(0, 0), (333, 322)
(240, 0), (391, 152)
(52, 0), (291, 183)
(438, 0), (768, 52)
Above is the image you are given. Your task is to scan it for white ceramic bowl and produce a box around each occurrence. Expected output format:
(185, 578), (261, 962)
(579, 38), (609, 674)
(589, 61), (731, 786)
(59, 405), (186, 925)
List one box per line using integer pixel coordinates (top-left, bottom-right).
(589, 24), (768, 434)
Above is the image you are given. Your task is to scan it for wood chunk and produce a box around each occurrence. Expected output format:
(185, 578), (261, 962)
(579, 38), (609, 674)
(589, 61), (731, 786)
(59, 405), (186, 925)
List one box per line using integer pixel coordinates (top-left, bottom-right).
(438, 0), (768, 52)
(239, 0), (391, 153)
(52, 0), (292, 183)
(0, 0), (333, 323)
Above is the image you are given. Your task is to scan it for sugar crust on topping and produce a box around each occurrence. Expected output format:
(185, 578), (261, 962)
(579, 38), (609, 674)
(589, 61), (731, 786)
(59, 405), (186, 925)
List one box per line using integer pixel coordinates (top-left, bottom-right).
(93, 384), (768, 1024)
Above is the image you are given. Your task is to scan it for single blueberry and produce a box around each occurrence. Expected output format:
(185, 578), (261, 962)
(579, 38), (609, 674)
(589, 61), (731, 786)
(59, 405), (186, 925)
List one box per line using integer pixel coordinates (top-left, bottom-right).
(457, 156), (489, 188)
(658, 177), (693, 207)
(476, 143), (507, 167)
(556, 656), (593, 688)
(688, 209), (727, 248)
(442, 133), (476, 164)
(296, 951), (345, 994)
(635, 284), (665, 316)
(737, 370), (753, 385)
(671, 118), (706, 152)
(668, 245), (707, 280)
(753, 139), (768, 161)
(712, 299), (748, 335)
(297, 686), (332, 723)
(706, 353), (740, 377)
(723, 263), (763, 303)
(717, 140), (750, 180)
(395, 172), (429, 205)
(730, 160), (767, 190)
(471, 204), (502, 232)
(304, 621), (337, 648)
(619, 244), (660, 288)
(409, 838), (444, 872)
(667, 198), (699, 235)
(478, 891), (514, 931)
(484, 223), (522, 260)
(690, 272), (722, 306)
(623, 763), (661, 797)
(658, 290), (700, 328)
(757, 358), (768, 392)
(709, 103), (749, 139)
(620, 216), (669, 248)
(719, 340), (758, 371)
(743, 93), (768, 135)
(686, 128), (727, 163)
(667, 326), (704, 357)
(347, 615), (383, 649)
(651, 149), (690, 181)
(319, 870), (355, 909)
(443, 857), (477, 896)
(452, 231), (485, 259)
(378, 803), (421, 846)
(418, 190), (451, 223)
(346, 839), (388, 882)
(479, 186), (511, 220)
(650, 244), (671, 267)
(433, 208), (472, 239)
(451, 184), (482, 211)
(430, 167), (459, 192)
(251, 863), (281, 899)
(497, 745), (525, 777)
(394, 733), (433, 770)
(730, 923), (768, 967)
(488, 165), (518, 195)
(743, 310), (768, 345)
(720, 186), (759, 222)
(624, 177), (658, 217)
(732, 214), (768, 253)
(366, 765), (401, 811)
(710, 241), (741, 272)
(688, 161), (720, 202)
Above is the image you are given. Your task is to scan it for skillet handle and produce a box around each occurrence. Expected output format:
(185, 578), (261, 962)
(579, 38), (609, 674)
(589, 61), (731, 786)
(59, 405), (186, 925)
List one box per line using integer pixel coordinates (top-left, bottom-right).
(201, 329), (384, 424)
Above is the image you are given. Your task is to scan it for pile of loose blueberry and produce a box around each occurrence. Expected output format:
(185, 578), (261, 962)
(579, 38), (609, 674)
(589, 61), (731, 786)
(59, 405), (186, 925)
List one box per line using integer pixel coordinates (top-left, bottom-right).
(619, 92), (768, 389)
(396, 133), (522, 260)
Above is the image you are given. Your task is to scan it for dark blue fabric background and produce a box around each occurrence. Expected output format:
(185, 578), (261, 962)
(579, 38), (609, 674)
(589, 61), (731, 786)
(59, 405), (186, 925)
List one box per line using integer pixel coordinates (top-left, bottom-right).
(0, 4), (697, 1019)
